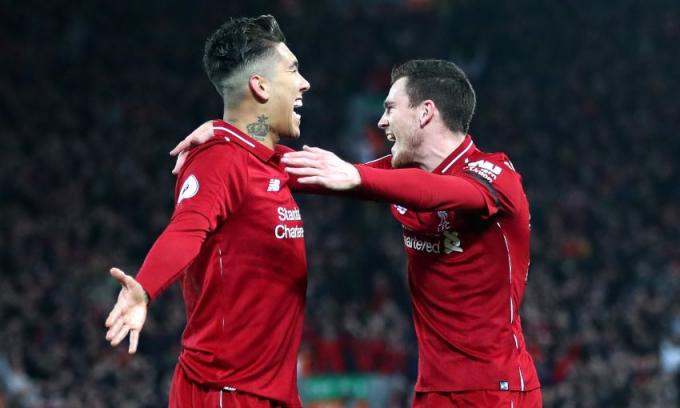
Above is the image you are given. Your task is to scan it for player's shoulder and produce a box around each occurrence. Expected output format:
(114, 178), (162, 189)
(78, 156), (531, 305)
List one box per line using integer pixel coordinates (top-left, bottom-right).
(184, 135), (248, 169)
(460, 149), (524, 190)
(466, 149), (519, 175)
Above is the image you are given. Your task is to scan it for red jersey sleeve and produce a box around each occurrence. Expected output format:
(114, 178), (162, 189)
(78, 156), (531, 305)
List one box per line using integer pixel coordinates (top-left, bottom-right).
(136, 141), (248, 300)
(354, 165), (486, 212)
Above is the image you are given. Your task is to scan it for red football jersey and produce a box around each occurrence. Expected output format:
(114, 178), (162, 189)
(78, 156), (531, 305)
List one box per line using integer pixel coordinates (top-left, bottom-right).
(136, 122), (306, 406)
(356, 135), (540, 393)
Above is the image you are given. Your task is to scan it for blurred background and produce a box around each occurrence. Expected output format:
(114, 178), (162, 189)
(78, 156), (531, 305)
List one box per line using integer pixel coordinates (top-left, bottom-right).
(2, 0), (679, 406)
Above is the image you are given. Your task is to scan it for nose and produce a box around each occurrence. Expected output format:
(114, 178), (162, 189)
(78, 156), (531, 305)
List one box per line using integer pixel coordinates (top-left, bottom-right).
(378, 113), (388, 129)
(300, 75), (311, 93)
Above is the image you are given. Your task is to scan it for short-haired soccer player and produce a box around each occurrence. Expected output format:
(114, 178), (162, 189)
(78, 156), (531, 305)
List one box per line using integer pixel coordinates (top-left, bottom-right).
(104, 15), (310, 407)
(174, 59), (542, 407)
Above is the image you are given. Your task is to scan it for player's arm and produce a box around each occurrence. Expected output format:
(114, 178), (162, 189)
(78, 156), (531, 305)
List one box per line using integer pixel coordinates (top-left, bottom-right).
(282, 146), (499, 213)
(354, 165), (489, 212)
(104, 197), (214, 354)
(170, 120), (215, 175)
(106, 143), (246, 353)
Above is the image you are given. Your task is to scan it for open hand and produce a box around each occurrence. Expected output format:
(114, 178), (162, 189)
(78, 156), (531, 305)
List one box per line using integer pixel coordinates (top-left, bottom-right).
(282, 145), (361, 190)
(170, 120), (215, 175)
(105, 268), (148, 354)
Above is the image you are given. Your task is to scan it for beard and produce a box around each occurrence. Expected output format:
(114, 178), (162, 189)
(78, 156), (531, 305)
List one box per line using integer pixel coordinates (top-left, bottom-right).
(390, 130), (423, 168)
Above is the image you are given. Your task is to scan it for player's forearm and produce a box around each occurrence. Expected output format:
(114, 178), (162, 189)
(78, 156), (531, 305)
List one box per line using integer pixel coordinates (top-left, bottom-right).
(355, 165), (486, 211)
(135, 211), (210, 301)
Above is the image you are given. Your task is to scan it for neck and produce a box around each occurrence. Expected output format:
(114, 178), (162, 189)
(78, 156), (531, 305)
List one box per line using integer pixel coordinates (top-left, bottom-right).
(223, 108), (277, 150)
(416, 130), (466, 172)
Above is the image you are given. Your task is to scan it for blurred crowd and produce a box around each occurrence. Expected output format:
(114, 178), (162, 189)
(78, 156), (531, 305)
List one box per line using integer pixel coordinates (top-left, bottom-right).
(1, 0), (679, 407)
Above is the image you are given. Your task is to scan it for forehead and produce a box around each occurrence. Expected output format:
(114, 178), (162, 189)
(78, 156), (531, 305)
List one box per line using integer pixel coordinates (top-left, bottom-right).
(385, 77), (409, 104)
(274, 43), (297, 65)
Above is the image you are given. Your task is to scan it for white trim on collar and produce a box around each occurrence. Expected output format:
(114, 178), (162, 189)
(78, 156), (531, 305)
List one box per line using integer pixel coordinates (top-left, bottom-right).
(440, 140), (474, 173)
(214, 126), (256, 148)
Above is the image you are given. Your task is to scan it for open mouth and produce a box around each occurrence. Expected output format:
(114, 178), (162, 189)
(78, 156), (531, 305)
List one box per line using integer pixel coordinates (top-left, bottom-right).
(385, 132), (395, 142)
(293, 99), (303, 121)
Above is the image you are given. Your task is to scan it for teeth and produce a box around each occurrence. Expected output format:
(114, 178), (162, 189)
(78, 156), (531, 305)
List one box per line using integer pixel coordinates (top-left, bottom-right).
(293, 100), (303, 108)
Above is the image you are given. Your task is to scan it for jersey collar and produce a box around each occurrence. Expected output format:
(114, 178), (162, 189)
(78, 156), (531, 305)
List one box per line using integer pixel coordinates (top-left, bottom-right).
(433, 135), (478, 174)
(212, 119), (276, 162)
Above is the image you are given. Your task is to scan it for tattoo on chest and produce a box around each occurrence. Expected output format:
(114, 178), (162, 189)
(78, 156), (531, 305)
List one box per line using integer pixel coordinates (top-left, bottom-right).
(246, 115), (270, 141)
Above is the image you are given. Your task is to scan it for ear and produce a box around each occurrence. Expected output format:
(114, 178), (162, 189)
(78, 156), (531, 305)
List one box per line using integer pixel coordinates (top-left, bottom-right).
(248, 74), (270, 103)
(419, 100), (435, 128)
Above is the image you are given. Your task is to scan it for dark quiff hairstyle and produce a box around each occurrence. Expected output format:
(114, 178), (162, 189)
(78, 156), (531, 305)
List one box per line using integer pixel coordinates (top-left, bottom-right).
(391, 59), (476, 134)
(203, 15), (285, 100)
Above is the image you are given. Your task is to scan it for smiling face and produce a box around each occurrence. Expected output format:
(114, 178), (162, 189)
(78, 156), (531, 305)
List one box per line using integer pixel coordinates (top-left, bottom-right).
(378, 77), (423, 168)
(267, 43), (311, 139)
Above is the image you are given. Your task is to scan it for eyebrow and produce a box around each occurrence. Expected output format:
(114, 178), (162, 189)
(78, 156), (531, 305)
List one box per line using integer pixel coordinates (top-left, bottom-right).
(383, 100), (394, 108)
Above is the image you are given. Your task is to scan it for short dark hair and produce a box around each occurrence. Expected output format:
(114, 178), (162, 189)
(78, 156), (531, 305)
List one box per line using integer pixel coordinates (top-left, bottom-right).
(391, 59), (476, 133)
(203, 15), (285, 101)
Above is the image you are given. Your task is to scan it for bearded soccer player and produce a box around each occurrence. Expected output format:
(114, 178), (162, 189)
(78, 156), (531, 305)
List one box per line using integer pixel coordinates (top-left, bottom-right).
(173, 60), (542, 407)
(104, 15), (310, 407)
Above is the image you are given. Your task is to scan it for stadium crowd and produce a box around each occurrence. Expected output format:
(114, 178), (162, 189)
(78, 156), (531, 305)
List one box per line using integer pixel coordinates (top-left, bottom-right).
(1, 0), (679, 406)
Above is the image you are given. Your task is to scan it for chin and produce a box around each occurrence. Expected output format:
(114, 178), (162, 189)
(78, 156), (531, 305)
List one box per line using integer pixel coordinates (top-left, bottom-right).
(391, 155), (404, 168)
(290, 123), (302, 138)
(279, 127), (301, 140)
(391, 151), (413, 168)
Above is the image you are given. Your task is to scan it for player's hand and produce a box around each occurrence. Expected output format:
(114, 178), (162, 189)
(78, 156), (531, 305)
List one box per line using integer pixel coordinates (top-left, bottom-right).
(282, 146), (361, 190)
(105, 267), (148, 354)
(170, 120), (215, 175)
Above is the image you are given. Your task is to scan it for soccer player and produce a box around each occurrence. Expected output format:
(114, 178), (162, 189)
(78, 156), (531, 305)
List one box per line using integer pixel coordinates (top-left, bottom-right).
(104, 15), (310, 407)
(173, 60), (542, 407)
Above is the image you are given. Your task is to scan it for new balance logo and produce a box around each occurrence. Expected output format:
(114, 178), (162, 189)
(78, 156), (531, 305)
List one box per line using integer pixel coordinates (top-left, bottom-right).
(267, 178), (281, 192)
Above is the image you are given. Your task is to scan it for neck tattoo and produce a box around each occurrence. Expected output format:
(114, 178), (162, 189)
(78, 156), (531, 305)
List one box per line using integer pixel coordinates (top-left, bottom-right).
(246, 115), (270, 141)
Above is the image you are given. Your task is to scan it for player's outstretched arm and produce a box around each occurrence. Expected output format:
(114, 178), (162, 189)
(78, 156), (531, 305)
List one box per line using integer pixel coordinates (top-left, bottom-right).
(282, 146), (361, 190)
(284, 145), (490, 212)
(105, 267), (148, 354)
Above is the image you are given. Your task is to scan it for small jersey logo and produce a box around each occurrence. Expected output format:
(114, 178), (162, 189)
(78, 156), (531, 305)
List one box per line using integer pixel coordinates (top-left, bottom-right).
(267, 178), (281, 192)
(466, 160), (503, 184)
(177, 175), (199, 204)
(499, 381), (509, 391)
(394, 205), (408, 215)
(437, 211), (451, 232)
(443, 231), (463, 254)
